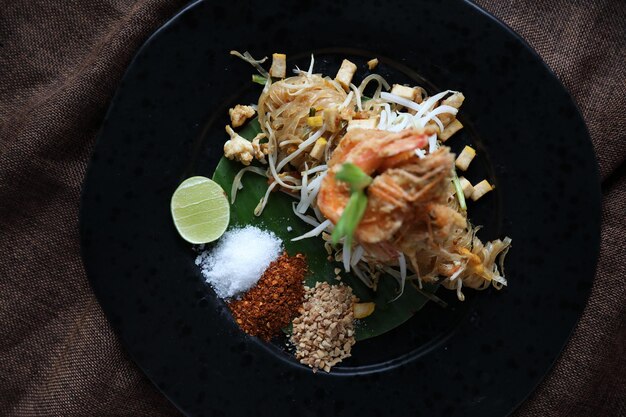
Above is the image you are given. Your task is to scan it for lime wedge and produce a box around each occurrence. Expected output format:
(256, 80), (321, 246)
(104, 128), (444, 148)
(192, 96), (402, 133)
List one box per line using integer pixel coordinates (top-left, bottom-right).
(171, 176), (230, 244)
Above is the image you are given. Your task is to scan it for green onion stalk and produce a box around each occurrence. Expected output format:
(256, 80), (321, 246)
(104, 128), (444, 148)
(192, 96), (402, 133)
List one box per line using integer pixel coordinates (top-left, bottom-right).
(331, 163), (373, 247)
(252, 74), (267, 85)
(452, 170), (467, 211)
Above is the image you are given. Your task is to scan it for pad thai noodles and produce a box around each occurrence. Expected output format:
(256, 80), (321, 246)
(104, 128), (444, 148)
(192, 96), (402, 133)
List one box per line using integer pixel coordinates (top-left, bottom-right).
(225, 51), (511, 302)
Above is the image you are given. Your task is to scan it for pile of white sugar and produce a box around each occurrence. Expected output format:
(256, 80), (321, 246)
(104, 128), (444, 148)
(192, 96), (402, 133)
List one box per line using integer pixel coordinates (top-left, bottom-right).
(195, 226), (282, 298)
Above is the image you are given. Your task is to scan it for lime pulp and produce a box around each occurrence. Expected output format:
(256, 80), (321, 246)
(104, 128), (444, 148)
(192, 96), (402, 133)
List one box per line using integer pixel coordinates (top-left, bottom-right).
(170, 176), (230, 244)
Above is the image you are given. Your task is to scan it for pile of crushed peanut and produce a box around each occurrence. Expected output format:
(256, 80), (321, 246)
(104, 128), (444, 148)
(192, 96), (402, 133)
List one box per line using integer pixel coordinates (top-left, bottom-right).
(290, 282), (357, 372)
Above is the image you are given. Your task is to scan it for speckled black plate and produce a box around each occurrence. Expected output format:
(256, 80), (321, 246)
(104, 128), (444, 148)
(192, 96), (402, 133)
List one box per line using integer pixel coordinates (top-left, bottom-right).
(80, 1), (601, 416)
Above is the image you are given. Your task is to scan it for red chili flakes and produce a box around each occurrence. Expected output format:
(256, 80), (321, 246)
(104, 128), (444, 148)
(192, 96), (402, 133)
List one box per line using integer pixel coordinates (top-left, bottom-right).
(229, 253), (306, 340)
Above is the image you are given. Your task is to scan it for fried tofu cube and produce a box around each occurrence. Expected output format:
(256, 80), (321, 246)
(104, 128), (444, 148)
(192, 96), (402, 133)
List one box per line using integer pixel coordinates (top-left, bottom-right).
(439, 119), (463, 142)
(471, 180), (493, 201)
(367, 58), (379, 70)
(414, 87), (425, 104)
(335, 59), (357, 91)
(390, 84), (418, 101)
(347, 117), (379, 131)
(443, 92), (465, 109)
(323, 108), (342, 132)
(439, 92), (465, 126)
(455, 145), (476, 171)
(310, 137), (327, 160)
(269, 53), (287, 78)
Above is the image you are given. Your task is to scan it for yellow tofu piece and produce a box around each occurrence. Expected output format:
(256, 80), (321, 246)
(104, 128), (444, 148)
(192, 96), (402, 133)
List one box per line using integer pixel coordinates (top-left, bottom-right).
(335, 59), (357, 91)
(390, 84), (417, 101)
(367, 58), (379, 70)
(347, 117), (379, 131)
(307, 115), (324, 127)
(323, 108), (341, 132)
(439, 119), (463, 142)
(443, 92), (465, 109)
(309, 137), (327, 160)
(414, 87), (425, 104)
(269, 53), (286, 78)
(455, 145), (476, 171)
(471, 180), (493, 201)
(439, 92), (465, 126)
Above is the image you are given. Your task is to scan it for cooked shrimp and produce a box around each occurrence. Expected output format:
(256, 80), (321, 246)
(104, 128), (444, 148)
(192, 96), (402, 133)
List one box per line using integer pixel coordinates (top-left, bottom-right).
(318, 127), (449, 244)
(317, 126), (493, 291)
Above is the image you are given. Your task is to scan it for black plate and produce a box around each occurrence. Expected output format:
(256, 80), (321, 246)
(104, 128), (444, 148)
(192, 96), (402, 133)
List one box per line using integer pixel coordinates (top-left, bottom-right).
(80, 1), (601, 416)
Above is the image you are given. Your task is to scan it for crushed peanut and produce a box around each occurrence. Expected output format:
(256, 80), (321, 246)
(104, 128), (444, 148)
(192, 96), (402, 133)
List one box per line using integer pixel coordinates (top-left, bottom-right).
(290, 282), (357, 372)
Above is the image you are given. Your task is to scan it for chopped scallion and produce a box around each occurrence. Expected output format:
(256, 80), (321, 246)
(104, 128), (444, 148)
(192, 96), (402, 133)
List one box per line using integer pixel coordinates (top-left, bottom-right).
(335, 163), (372, 192)
(452, 172), (467, 211)
(252, 74), (267, 85)
(331, 163), (372, 246)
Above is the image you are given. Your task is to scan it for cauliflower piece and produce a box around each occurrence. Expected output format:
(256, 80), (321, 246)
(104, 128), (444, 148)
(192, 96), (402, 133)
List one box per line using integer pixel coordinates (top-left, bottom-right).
(224, 126), (268, 165)
(228, 104), (256, 128)
(251, 133), (268, 164)
(224, 125), (255, 165)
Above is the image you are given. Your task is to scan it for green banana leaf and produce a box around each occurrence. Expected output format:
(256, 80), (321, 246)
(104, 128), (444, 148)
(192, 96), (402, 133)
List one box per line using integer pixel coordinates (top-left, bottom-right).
(212, 119), (436, 341)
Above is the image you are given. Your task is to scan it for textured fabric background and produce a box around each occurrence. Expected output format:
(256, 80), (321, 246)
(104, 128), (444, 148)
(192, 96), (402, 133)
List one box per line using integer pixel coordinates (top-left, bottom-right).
(0, 1), (624, 416)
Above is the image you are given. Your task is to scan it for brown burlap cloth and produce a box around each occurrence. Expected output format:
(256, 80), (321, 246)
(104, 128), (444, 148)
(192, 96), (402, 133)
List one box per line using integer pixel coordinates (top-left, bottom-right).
(0, 1), (624, 416)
